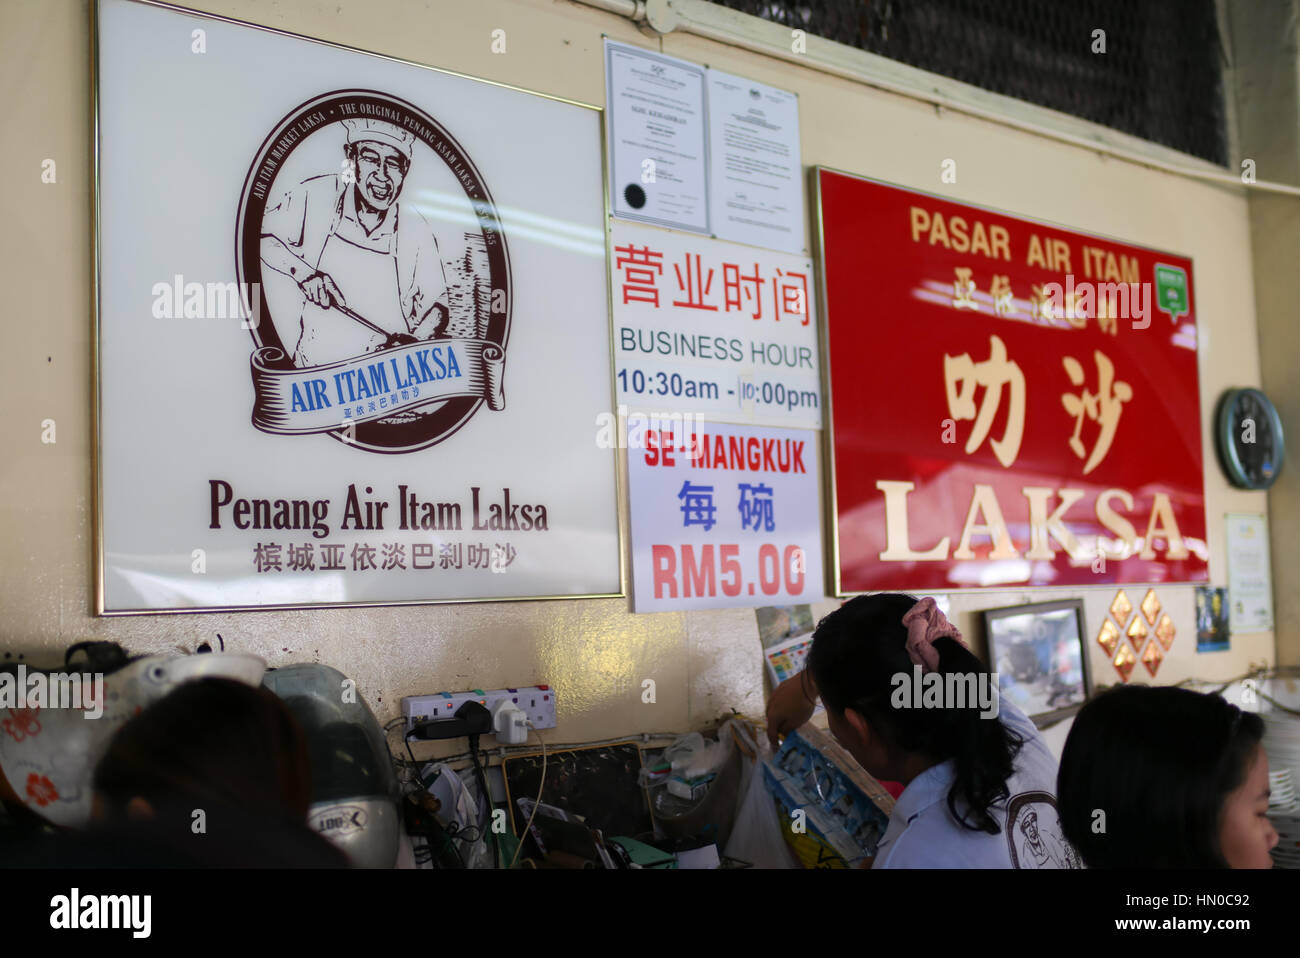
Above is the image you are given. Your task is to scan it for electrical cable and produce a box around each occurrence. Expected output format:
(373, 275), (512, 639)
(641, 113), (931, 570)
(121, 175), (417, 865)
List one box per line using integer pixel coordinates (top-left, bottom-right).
(509, 721), (547, 869)
(403, 729), (421, 774)
(468, 736), (498, 867)
(389, 728), (687, 771)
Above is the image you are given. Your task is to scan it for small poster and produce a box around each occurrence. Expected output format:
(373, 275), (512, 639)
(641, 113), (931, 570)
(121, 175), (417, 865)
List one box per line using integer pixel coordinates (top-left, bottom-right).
(605, 40), (709, 233)
(706, 70), (803, 253)
(756, 605), (816, 685)
(612, 221), (820, 429)
(1226, 514), (1274, 632)
(628, 422), (824, 612)
(1195, 586), (1230, 652)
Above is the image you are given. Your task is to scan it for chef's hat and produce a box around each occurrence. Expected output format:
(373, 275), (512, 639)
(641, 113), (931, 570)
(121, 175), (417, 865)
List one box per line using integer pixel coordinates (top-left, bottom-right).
(342, 118), (415, 162)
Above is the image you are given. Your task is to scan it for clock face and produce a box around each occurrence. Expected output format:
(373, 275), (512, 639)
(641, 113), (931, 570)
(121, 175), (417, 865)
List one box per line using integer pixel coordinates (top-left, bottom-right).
(1216, 388), (1285, 489)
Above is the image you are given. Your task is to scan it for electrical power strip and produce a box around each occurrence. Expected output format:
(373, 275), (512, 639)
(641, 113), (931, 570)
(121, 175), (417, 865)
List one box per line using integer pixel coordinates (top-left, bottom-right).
(401, 685), (556, 737)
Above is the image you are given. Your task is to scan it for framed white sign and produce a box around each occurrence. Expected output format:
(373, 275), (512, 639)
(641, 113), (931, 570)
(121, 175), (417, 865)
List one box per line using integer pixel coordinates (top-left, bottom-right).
(611, 221), (821, 429)
(96, 0), (621, 611)
(627, 421), (825, 612)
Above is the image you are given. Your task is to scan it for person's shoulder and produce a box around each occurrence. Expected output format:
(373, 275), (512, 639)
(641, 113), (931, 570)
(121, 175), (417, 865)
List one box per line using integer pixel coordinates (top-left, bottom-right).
(877, 803), (976, 868)
(877, 816), (1013, 868)
(875, 826), (932, 868)
(998, 698), (1055, 758)
(996, 695), (1035, 733)
(292, 174), (345, 206)
(396, 203), (438, 241)
(268, 174), (340, 215)
(300, 173), (341, 190)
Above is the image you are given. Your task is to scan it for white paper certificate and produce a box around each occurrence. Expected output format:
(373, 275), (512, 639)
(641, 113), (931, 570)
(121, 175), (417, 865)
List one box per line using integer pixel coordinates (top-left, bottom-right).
(605, 40), (709, 233)
(1226, 514), (1274, 632)
(707, 70), (804, 253)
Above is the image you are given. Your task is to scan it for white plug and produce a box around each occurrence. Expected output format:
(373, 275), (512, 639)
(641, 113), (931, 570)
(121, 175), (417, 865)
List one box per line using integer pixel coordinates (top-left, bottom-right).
(491, 698), (529, 745)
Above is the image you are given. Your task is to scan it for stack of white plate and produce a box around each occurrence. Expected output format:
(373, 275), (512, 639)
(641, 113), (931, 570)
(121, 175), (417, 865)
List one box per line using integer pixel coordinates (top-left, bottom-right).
(1269, 807), (1300, 869)
(1262, 712), (1300, 778)
(1270, 769), (1297, 809)
(1262, 713), (1300, 868)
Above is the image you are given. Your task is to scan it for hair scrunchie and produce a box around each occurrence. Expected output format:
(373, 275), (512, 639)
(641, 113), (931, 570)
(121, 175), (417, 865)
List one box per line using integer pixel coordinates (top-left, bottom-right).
(901, 596), (966, 673)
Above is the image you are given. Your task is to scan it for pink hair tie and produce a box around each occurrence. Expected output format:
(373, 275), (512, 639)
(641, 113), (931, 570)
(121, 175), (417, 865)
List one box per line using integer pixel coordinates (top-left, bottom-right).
(901, 597), (966, 673)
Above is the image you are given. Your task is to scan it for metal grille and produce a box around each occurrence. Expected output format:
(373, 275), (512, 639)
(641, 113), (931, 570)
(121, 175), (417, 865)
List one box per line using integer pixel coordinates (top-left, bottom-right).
(711, 0), (1228, 165)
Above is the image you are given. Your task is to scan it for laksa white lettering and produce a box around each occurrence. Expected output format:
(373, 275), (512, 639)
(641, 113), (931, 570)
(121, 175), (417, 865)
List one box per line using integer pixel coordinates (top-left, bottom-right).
(876, 481), (1191, 562)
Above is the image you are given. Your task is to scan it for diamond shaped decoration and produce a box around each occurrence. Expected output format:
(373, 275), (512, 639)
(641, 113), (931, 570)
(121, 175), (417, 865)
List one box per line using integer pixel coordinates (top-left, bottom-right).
(1097, 619), (1120, 657)
(1141, 589), (1161, 626)
(1113, 642), (1137, 682)
(1126, 614), (1149, 646)
(1155, 614), (1176, 651)
(1142, 639), (1164, 677)
(1110, 590), (1132, 626)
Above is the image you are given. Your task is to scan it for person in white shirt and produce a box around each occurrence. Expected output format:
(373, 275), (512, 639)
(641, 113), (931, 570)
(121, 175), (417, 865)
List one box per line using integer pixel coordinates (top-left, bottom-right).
(260, 117), (450, 367)
(766, 593), (1079, 868)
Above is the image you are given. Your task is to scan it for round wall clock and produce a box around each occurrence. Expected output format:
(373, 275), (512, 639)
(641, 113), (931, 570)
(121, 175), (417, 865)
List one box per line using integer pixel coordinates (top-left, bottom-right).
(1214, 388), (1285, 489)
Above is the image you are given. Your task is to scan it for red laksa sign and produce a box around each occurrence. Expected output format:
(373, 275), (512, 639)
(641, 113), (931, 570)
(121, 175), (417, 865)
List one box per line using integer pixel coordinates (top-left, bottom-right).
(815, 169), (1207, 593)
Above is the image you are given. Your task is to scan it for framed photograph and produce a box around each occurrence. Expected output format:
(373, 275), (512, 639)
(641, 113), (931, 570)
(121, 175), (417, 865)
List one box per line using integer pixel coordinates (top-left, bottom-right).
(982, 600), (1090, 725)
(1195, 586), (1231, 652)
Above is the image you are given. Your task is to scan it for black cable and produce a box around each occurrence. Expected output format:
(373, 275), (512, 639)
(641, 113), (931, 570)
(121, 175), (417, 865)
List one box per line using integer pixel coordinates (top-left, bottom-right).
(403, 729), (421, 777)
(400, 727), (475, 866)
(392, 714), (521, 868)
(468, 735), (498, 868)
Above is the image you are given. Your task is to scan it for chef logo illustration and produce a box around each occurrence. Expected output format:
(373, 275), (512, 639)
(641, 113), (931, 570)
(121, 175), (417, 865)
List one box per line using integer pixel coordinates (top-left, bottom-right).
(1005, 791), (1081, 869)
(236, 91), (510, 454)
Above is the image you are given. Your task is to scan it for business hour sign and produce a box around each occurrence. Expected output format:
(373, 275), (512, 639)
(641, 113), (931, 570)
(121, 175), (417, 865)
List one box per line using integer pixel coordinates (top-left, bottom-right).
(815, 168), (1207, 594)
(96, 0), (620, 611)
(611, 221), (821, 430)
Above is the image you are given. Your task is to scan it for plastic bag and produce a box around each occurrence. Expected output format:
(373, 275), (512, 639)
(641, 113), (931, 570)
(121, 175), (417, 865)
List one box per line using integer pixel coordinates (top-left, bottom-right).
(664, 730), (729, 779)
(722, 724), (801, 869)
(418, 762), (493, 869)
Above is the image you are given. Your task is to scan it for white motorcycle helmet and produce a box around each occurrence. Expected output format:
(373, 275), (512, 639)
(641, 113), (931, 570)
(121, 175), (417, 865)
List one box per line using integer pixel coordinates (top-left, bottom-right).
(261, 664), (400, 869)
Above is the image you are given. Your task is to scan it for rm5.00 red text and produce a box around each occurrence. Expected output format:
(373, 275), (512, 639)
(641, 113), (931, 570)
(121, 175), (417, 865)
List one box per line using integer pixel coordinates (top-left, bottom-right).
(650, 543), (807, 599)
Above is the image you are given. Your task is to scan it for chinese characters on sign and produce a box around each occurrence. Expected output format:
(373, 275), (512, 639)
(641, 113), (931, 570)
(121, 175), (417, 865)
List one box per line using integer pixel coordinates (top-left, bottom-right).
(629, 422), (824, 612)
(816, 169), (1206, 593)
(943, 336), (1133, 475)
(250, 540), (517, 573)
(612, 221), (821, 429)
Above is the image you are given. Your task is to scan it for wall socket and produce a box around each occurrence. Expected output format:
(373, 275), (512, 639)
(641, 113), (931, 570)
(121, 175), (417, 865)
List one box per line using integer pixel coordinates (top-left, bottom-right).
(401, 685), (556, 738)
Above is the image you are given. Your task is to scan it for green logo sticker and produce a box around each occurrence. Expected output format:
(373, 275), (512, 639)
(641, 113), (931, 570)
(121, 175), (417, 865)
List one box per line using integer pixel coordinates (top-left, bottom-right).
(1154, 264), (1189, 321)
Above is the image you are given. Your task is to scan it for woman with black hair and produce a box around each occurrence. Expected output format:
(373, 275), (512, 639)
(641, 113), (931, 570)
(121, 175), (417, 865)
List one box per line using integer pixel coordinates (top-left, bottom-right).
(1057, 684), (1277, 868)
(766, 593), (1078, 868)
